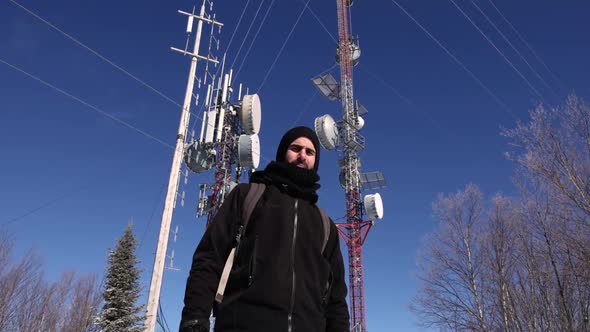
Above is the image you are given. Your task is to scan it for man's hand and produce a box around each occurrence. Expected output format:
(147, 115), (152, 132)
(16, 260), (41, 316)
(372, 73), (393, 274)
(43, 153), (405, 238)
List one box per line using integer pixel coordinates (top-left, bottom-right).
(179, 318), (210, 332)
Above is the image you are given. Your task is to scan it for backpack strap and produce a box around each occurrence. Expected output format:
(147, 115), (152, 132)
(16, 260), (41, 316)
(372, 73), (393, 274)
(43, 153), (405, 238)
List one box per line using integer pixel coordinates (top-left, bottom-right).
(317, 207), (331, 253)
(215, 183), (266, 303)
(242, 183), (266, 230)
(215, 247), (236, 303)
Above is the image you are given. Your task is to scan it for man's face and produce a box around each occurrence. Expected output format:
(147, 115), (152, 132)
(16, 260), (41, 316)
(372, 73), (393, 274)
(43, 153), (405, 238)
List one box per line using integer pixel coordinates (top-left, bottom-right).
(285, 137), (316, 170)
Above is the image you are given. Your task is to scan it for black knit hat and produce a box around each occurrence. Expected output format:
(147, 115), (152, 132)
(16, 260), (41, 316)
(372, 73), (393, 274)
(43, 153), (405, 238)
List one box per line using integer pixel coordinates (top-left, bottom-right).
(276, 126), (321, 172)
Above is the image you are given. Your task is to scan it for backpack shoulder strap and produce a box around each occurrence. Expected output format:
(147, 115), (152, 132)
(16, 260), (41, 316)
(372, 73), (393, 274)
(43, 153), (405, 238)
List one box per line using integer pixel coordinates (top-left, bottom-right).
(317, 207), (331, 253)
(242, 183), (266, 229)
(216, 183), (265, 304)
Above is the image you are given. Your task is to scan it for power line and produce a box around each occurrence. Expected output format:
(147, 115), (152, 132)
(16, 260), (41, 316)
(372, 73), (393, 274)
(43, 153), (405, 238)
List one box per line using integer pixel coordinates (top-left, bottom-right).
(2, 184), (90, 226)
(257, 0), (312, 94)
(297, 0), (338, 44)
(224, 0), (252, 55)
(8, 0), (183, 109)
(1, 46), (260, 161)
(229, 0), (267, 70)
(10, 0), (236, 149)
(137, 181), (167, 251)
(11, 0), (273, 164)
(233, 0), (277, 83)
(470, 0), (559, 100)
(291, 90), (318, 126)
(2, 2), (274, 234)
(3, 55), (270, 166)
(0, 57), (174, 149)
(448, 0), (547, 103)
(388, 0), (517, 119)
(487, 0), (567, 92)
(158, 302), (172, 332)
(359, 64), (451, 135)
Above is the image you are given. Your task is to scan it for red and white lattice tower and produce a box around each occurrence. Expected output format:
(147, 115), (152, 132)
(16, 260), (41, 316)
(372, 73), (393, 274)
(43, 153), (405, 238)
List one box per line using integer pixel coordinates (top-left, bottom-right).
(313, 1), (385, 331)
(336, 1), (369, 330)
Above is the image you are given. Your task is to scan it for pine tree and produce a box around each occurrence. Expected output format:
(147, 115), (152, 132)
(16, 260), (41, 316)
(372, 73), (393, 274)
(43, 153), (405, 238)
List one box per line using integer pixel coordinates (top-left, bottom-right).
(96, 225), (145, 332)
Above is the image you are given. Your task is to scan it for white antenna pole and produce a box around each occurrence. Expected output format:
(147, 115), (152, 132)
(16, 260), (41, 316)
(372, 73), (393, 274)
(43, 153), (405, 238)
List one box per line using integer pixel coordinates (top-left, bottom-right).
(145, 1), (207, 331)
(200, 84), (212, 142)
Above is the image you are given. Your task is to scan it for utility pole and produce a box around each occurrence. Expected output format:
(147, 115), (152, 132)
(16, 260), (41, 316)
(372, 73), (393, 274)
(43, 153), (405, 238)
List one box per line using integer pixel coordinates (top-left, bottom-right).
(144, 1), (222, 331)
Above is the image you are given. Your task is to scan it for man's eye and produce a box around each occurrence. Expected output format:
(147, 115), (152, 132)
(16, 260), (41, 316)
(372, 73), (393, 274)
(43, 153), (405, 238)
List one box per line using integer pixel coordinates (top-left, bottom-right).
(306, 149), (315, 156)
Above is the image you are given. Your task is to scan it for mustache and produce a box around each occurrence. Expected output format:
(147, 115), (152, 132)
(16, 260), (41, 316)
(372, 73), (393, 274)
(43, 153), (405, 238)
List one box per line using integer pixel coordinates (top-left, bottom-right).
(291, 159), (307, 167)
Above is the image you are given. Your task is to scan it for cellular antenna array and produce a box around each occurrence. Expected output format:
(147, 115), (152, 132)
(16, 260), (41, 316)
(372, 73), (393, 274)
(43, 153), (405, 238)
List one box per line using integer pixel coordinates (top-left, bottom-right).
(145, 1), (262, 331)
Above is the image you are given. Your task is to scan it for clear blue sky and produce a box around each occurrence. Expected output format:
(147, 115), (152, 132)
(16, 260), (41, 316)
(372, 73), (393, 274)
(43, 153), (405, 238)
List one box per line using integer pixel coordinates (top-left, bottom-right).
(1, 0), (589, 331)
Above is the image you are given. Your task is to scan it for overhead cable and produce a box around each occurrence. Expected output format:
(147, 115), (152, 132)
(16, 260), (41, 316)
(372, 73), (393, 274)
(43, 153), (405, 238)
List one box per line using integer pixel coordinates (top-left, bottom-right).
(2, 184), (90, 226)
(229, 0), (267, 70)
(224, 0), (252, 55)
(388, 0), (516, 119)
(487, 0), (567, 92)
(291, 90), (318, 126)
(257, 0), (313, 94)
(296, 0), (338, 44)
(137, 181), (167, 250)
(470, 0), (559, 100)
(360, 64), (451, 135)
(448, 0), (547, 103)
(8, 0), (183, 109)
(233, 0), (277, 83)
(0, 57), (174, 149)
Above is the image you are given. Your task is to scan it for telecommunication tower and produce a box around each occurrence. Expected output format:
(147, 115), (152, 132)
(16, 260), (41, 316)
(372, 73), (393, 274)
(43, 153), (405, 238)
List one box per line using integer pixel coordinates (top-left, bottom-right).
(146, 0), (261, 330)
(185, 66), (262, 224)
(312, 1), (385, 331)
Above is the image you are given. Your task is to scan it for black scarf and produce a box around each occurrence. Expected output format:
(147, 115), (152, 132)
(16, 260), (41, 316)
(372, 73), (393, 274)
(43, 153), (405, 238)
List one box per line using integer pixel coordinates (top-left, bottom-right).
(250, 161), (320, 203)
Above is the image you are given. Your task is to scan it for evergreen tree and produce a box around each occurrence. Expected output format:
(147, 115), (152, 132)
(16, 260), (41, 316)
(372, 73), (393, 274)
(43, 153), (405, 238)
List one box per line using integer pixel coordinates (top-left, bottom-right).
(96, 225), (145, 332)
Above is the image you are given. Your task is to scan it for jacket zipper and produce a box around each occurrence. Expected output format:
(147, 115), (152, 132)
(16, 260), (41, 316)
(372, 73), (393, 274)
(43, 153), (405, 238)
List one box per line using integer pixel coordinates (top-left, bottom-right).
(288, 199), (298, 332)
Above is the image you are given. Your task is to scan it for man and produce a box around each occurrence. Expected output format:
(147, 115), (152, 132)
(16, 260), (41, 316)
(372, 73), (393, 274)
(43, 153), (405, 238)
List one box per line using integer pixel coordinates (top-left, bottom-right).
(180, 126), (350, 332)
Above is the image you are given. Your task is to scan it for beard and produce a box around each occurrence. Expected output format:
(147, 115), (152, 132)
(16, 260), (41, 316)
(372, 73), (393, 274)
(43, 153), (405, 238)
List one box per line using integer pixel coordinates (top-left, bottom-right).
(291, 160), (310, 169)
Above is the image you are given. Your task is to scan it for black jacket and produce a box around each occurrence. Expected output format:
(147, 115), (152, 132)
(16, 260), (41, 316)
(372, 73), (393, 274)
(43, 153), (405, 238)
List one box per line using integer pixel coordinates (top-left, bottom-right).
(180, 181), (350, 331)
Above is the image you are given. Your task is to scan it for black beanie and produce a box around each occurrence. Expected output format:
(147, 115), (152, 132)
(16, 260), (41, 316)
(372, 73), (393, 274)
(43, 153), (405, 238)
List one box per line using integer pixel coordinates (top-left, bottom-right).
(276, 126), (321, 172)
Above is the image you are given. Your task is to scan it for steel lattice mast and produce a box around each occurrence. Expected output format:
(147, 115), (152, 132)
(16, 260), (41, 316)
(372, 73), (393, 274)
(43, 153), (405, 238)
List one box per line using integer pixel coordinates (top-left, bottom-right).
(335, 1), (370, 331)
(313, 2), (384, 330)
(205, 70), (242, 226)
(205, 113), (238, 225)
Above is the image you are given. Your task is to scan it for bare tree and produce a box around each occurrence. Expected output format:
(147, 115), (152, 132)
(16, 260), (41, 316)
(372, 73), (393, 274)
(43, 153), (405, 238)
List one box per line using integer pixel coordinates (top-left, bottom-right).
(0, 230), (101, 332)
(0, 232), (15, 331)
(481, 195), (522, 332)
(504, 95), (590, 330)
(412, 184), (490, 331)
(503, 94), (590, 224)
(0, 248), (42, 331)
(62, 274), (102, 332)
